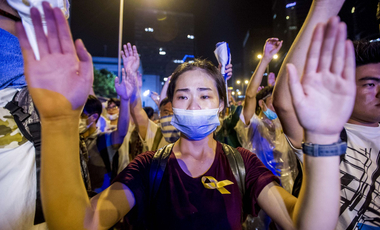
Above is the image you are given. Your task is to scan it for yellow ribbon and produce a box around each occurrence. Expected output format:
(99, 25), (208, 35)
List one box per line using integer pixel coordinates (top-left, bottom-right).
(201, 176), (234, 194)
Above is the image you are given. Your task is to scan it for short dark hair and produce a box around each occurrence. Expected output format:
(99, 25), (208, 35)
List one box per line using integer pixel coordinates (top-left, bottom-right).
(107, 98), (120, 107)
(354, 38), (380, 67)
(84, 95), (103, 122)
(255, 86), (274, 115)
(167, 59), (227, 109)
(159, 97), (171, 108)
(143, 106), (154, 119)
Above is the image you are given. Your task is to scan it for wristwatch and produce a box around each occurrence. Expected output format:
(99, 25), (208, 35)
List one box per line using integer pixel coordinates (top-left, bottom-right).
(302, 141), (347, 157)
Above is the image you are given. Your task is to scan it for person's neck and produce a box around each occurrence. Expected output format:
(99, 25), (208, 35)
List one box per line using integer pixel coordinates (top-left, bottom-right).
(81, 125), (97, 139)
(110, 119), (118, 126)
(174, 134), (216, 161)
(347, 118), (379, 128)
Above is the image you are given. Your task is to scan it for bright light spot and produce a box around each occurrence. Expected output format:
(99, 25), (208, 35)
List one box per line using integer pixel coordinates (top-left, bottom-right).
(143, 90), (150, 97)
(159, 51), (166, 55)
(187, 35), (194, 39)
(286, 16), (290, 20)
(238, 91), (241, 95)
(161, 82), (164, 85)
(236, 89), (239, 92)
(286, 2), (296, 8)
(145, 27), (154, 32)
(244, 80), (249, 84)
(273, 14), (277, 19)
(351, 7), (355, 14)
(257, 54), (263, 59)
(228, 87), (233, 90)
(164, 77), (168, 81)
(232, 92), (235, 95)
(273, 54), (278, 59)
(188, 60), (194, 63)
(236, 80), (241, 84)
(173, 59), (184, 63)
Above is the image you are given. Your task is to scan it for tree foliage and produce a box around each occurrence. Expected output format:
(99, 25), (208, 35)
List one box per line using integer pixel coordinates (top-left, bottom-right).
(93, 68), (117, 98)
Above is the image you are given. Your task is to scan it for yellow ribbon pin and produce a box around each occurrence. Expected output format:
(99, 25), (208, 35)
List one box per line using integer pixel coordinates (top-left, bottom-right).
(201, 176), (234, 194)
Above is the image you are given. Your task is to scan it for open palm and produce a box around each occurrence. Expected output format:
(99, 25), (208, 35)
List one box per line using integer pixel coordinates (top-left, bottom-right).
(287, 17), (356, 136)
(17, 3), (93, 119)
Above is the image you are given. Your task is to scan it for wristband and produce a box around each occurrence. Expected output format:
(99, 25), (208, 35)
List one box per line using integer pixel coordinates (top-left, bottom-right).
(302, 141), (347, 157)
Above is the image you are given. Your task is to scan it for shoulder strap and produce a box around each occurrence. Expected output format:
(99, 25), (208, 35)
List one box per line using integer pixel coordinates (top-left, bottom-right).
(221, 143), (246, 197)
(151, 127), (163, 151)
(149, 143), (174, 201)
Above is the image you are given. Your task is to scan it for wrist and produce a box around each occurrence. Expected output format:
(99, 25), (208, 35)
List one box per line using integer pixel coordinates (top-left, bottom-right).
(305, 131), (340, 145)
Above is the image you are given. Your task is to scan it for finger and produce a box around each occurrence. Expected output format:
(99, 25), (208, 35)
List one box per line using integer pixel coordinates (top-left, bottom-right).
(115, 76), (120, 87)
(287, 64), (305, 106)
(16, 22), (36, 62)
(331, 22), (347, 75)
(42, 2), (61, 53)
(53, 7), (75, 54)
(342, 40), (356, 81)
(304, 23), (325, 74)
(132, 45), (139, 58)
(123, 44), (130, 57)
(318, 16), (340, 71)
(75, 39), (93, 79)
(30, 7), (49, 57)
(127, 43), (133, 56)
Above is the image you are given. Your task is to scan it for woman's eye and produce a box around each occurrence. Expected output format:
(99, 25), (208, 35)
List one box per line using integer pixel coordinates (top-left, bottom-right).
(178, 96), (187, 100)
(363, 83), (375, 87)
(201, 95), (210, 99)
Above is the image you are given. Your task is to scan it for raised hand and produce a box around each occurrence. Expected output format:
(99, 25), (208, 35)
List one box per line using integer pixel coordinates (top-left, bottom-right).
(16, 2), (93, 120)
(121, 43), (140, 73)
(116, 68), (136, 101)
(263, 38), (283, 60)
(268, 72), (276, 86)
(150, 91), (160, 106)
(218, 63), (233, 81)
(287, 17), (356, 144)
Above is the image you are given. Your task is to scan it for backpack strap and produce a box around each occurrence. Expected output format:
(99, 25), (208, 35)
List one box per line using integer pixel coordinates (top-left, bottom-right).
(151, 127), (163, 151)
(149, 143), (174, 201)
(221, 143), (246, 197)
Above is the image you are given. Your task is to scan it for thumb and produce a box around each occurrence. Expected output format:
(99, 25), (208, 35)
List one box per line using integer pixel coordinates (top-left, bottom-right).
(287, 64), (304, 106)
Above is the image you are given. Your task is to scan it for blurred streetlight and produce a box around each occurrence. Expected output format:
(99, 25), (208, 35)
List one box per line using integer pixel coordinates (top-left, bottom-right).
(244, 80), (249, 84)
(257, 54), (263, 59)
(273, 54), (278, 59)
(238, 91), (241, 95)
(232, 92), (235, 95)
(236, 80), (241, 84)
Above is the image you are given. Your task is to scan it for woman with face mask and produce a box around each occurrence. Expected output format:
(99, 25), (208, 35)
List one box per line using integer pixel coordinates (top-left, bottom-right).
(27, 5), (354, 230)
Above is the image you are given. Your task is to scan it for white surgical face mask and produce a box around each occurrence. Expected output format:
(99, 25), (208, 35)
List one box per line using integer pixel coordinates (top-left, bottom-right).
(160, 115), (180, 143)
(171, 108), (220, 141)
(107, 114), (119, 121)
(79, 118), (93, 134)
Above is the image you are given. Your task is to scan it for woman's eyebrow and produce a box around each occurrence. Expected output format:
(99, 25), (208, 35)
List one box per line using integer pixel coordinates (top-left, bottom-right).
(175, 88), (189, 93)
(198, 87), (212, 91)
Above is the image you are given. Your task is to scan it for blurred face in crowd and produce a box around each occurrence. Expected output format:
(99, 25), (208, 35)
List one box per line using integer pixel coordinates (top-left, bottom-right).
(159, 102), (173, 117)
(349, 63), (380, 126)
(172, 69), (224, 112)
(106, 102), (119, 115)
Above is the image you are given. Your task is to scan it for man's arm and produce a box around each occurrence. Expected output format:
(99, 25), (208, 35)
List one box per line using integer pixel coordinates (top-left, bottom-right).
(258, 17), (356, 230)
(110, 68), (135, 147)
(272, 0), (345, 148)
(19, 4), (135, 229)
(243, 38), (282, 124)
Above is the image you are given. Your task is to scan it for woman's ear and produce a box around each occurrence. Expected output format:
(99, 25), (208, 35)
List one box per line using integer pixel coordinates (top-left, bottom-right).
(258, 99), (265, 111)
(218, 100), (225, 113)
(89, 113), (99, 122)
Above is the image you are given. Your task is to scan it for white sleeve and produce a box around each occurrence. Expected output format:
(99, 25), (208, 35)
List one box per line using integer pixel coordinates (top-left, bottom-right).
(141, 119), (159, 151)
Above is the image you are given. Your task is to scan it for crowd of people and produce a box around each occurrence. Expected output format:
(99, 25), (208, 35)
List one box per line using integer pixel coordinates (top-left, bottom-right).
(0, 0), (379, 230)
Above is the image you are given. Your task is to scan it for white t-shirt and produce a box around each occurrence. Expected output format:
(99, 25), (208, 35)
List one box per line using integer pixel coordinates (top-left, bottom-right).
(0, 88), (47, 230)
(142, 119), (169, 152)
(337, 123), (380, 230)
(117, 122), (135, 173)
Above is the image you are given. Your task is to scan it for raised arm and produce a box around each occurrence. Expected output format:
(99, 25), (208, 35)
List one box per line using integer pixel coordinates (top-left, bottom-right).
(159, 75), (171, 104)
(243, 38), (282, 124)
(257, 17), (356, 230)
(121, 43), (150, 140)
(110, 68), (135, 147)
(18, 3), (134, 229)
(272, 0), (345, 148)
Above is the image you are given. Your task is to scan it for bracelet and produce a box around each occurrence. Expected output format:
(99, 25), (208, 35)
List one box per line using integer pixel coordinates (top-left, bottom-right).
(302, 141), (347, 157)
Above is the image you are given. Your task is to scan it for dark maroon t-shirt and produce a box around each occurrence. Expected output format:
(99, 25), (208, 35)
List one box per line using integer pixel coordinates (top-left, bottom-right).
(114, 142), (279, 230)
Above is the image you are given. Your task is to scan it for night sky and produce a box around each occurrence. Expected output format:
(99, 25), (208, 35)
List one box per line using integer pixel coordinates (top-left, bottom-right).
(69, 0), (274, 68)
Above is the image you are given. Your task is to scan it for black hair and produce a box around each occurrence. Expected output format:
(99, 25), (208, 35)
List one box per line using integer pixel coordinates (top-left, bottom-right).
(143, 106), (154, 119)
(167, 59), (227, 110)
(159, 97), (171, 108)
(255, 86), (274, 115)
(354, 38), (380, 67)
(107, 98), (121, 107)
(84, 95), (103, 122)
